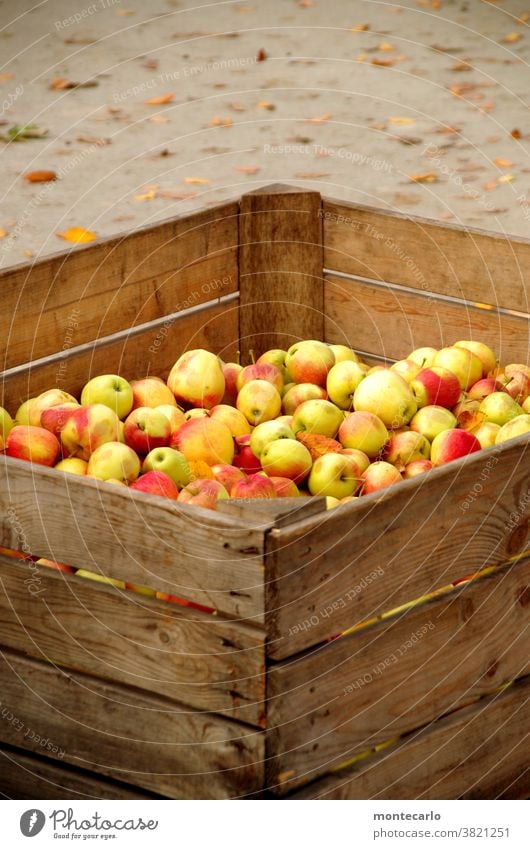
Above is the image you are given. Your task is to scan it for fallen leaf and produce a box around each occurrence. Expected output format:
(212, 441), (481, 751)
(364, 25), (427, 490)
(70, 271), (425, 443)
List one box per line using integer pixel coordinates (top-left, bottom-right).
(50, 77), (99, 90)
(144, 92), (175, 105)
(494, 157), (513, 167)
(142, 58), (159, 70)
(396, 135), (422, 145)
(350, 23), (370, 31)
(498, 173), (515, 183)
(297, 432), (343, 460)
(24, 249), (34, 257)
(57, 227), (97, 243)
(23, 170), (57, 183)
(64, 35), (96, 44)
(408, 172), (438, 183)
(76, 135), (111, 145)
(135, 188), (158, 201)
(458, 410), (485, 431)
(0, 73), (13, 82)
(149, 114), (169, 123)
(257, 100), (275, 110)
(379, 42), (394, 51)
(451, 60), (472, 72)
(354, 53), (367, 63)
(158, 190), (198, 200)
(484, 180), (498, 191)
(210, 116), (233, 128)
(235, 165), (260, 174)
(511, 128), (522, 139)
(229, 102), (246, 111)
(389, 115), (416, 125)
(298, 0), (314, 6)
(256, 48), (267, 61)
(518, 12), (530, 23)
(371, 57), (395, 66)
(502, 32), (522, 43)
(147, 148), (173, 158)
(1, 123), (48, 142)
(0, 227), (7, 238)
(304, 112), (332, 123)
(184, 177), (211, 185)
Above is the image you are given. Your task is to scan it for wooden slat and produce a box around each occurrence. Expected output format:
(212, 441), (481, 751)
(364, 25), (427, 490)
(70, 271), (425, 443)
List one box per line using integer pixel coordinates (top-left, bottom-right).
(0, 300), (239, 414)
(0, 649), (264, 799)
(293, 675), (530, 799)
(325, 274), (530, 365)
(0, 202), (239, 370)
(267, 556), (530, 791)
(0, 555), (265, 725)
(265, 432), (530, 658)
(0, 454), (266, 622)
(0, 745), (156, 800)
(323, 198), (530, 313)
(239, 184), (324, 361)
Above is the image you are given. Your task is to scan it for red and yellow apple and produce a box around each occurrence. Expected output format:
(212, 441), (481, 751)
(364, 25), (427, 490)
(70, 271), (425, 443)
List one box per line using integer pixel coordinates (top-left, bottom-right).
(338, 411), (388, 458)
(260, 438), (312, 483)
(285, 340), (335, 387)
(236, 379), (282, 426)
(6, 425), (60, 467)
(124, 407), (171, 455)
(430, 429), (481, 466)
(131, 377), (177, 409)
(171, 417), (235, 466)
(61, 404), (121, 460)
(326, 360), (366, 409)
(167, 348), (225, 409)
(130, 470), (179, 499)
(353, 370), (417, 428)
(86, 442), (141, 482)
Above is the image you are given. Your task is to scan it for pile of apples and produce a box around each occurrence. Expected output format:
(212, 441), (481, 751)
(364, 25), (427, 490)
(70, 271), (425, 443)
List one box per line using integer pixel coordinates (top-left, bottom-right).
(2, 338), (530, 511)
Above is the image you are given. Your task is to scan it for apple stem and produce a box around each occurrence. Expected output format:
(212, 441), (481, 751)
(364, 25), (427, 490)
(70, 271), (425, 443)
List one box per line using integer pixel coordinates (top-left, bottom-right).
(236, 350), (241, 365)
(249, 349), (256, 365)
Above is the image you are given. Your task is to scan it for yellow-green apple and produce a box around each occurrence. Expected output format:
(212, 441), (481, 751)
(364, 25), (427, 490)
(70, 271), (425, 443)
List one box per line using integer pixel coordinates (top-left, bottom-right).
(410, 405), (457, 442)
(143, 446), (190, 487)
(361, 461), (402, 494)
(171, 417), (234, 466)
(177, 479), (229, 509)
(76, 569), (126, 589)
(130, 470), (179, 499)
(87, 441), (141, 482)
(155, 404), (186, 433)
(326, 496), (341, 509)
(285, 340), (335, 387)
(0, 406), (14, 441)
(15, 398), (37, 426)
(29, 389), (78, 427)
(479, 392), (525, 426)
(233, 434), (262, 473)
(250, 420), (295, 458)
(276, 414), (294, 429)
(308, 452), (361, 499)
(260, 438), (312, 483)
(118, 421), (125, 444)
(131, 377), (177, 409)
(209, 404), (251, 437)
(80, 374), (133, 419)
(236, 379), (282, 425)
(292, 399), (344, 438)
(410, 366), (461, 409)
(282, 383), (327, 415)
(221, 362), (243, 405)
(468, 378), (507, 402)
(407, 346), (438, 368)
(328, 344), (360, 364)
(390, 359), (422, 383)
(433, 347), (483, 390)
(124, 407), (171, 455)
(504, 370), (530, 402)
(495, 414), (530, 444)
(167, 348), (225, 409)
(340, 448), (370, 474)
(40, 402), (80, 437)
(470, 421), (500, 449)
(403, 459), (433, 478)
(211, 463), (246, 493)
(338, 411), (388, 458)
(383, 431), (430, 470)
(326, 360), (366, 409)
(236, 363), (283, 394)
(61, 404), (121, 460)
(6, 425), (60, 467)
(256, 348), (291, 381)
(354, 370), (417, 428)
(454, 340), (497, 376)
(268, 476), (300, 497)
(184, 408), (209, 420)
(231, 473), (277, 499)
(55, 457), (88, 475)
(430, 429), (481, 466)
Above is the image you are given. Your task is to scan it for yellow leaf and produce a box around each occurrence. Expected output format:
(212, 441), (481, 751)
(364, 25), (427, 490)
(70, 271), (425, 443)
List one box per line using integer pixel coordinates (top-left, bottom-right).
(498, 173), (514, 183)
(502, 32), (522, 42)
(389, 115), (416, 125)
(209, 116), (233, 128)
(184, 177), (211, 185)
(350, 23), (369, 31)
(24, 249), (34, 257)
(379, 42), (395, 51)
(0, 228), (7, 238)
(57, 227), (97, 244)
(408, 172), (438, 183)
(494, 157), (513, 167)
(144, 92), (175, 105)
(257, 100), (275, 110)
(371, 57), (395, 66)
(134, 188), (158, 201)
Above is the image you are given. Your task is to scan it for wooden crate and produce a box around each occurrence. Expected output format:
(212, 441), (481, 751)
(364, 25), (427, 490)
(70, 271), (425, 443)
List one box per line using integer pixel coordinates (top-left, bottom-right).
(1, 185), (529, 800)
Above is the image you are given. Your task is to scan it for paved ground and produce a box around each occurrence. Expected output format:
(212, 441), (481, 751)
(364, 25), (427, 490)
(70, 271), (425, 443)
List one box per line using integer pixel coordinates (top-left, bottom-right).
(1, 0), (529, 268)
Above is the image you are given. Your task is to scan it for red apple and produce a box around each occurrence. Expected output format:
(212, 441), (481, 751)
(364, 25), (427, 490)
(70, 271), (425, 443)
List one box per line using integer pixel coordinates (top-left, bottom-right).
(433, 347), (483, 390)
(209, 404), (251, 437)
(236, 379), (282, 425)
(124, 407), (171, 455)
(361, 461), (402, 494)
(411, 366), (461, 409)
(282, 383), (327, 416)
(236, 363), (283, 394)
(211, 463), (246, 493)
(171, 417), (235, 466)
(6, 425), (60, 467)
(60, 404), (121, 460)
(260, 438), (313, 483)
(338, 411), (388, 458)
(268, 476), (301, 497)
(233, 434), (262, 473)
(467, 378), (507, 402)
(177, 479), (229, 510)
(231, 474), (278, 499)
(285, 340), (335, 387)
(430, 429), (481, 466)
(167, 349), (225, 409)
(130, 470), (179, 499)
(40, 402), (80, 437)
(28, 389), (78, 427)
(221, 362), (243, 405)
(403, 459), (434, 478)
(383, 431), (430, 471)
(131, 377), (177, 409)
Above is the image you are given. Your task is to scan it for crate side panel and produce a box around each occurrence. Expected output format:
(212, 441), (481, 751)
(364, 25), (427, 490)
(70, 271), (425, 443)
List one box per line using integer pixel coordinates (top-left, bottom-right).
(267, 557), (530, 791)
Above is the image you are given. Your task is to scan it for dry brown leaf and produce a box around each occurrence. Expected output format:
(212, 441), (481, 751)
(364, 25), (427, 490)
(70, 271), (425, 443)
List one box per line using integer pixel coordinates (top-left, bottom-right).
(408, 172), (438, 183)
(350, 23), (370, 32)
(76, 134), (111, 145)
(236, 165), (260, 174)
(511, 128), (522, 139)
(142, 58), (159, 70)
(23, 170), (57, 183)
(494, 157), (513, 167)
(371, 57), (395, 66)
(0, 73), (13, 82)
(296, 432), (343, 460)
(483, 180), (498, 191)
(389, 115), (415, 125)
(149, 114), (169, 124)
(229, 102), (246, 111)
(502, 32), (522, 43)
(184, 177), (211, 185)
(256, 48), (267, 61)
(304, 112), (332, 124)
(144, 92), (175, 105)
(458, 410), (485, 431)
(0, 227), (7, 238)
(294, 171), (331, 178)
(210, 116), (232, 128)
(498, 173), (515, 183)
(451, 60), (472, 71)
(50, 77), (98, 90)
(257, 100), (275, 110)
(57, 227), (97, 243)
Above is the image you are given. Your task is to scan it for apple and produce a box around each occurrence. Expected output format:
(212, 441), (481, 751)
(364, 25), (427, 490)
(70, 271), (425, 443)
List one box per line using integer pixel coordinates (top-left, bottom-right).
(433, 347), (483, 390)
(495, 414), (530, 444)
(467, 378), (507, 401)
(361, 461), (402, 494)
(236, 379), (282, 425)
(131, 377), (177, 409)
(233, 434), (262, 473)
(328, 344), (360, 364)
(177, 479), (229, 510)
(28, 389), (78, 427)
(504, 363), (530, 380)
(454, 340), (497, 376)
(250, 420), (295, 458)
(292, 399), (344, 438)
(80, 374), (133, 420)
(125, 582), (157, 597)
(470, 421), (500, 449)
(130, 470), (179, 499)
(504, 370), (530, 403)
(308, 452), (361, 499)
(40, 402), (80, 437)
(326, 361), (366, 409)
(403, 459), (434, 478)
(106, 478), (128, 486)
(257, 349), (291, 382)
(231, 474), (277, 499)
(523, 396), (530, 414)
(167, 348), (225, 410)
(35, 557), (76, 574)
(124, 407), (171, 455)
(268, 476), (301, 497)
(221, 362), (243, 405)
(55, 457), (88, 476)
(340, 448), (370, 474)
(86, 442), (141, 482)
(430, 429), (482, 466)
(276, 414), (294, 429)
(61, 404), (121, 461)
(154, 404), (186, 433)
(282, 383), (327, 415)
(326, 496), (341, 509)
(118, 421), (125, 443)
(452, 398), (481, 428)
(236, 363), (283, 394)
(171, 417), (234, 466)
(143, 446), (190, 487)
(184, 408), (209, 420)
(353, 370), (417, 428)
(338, 411), (388, 458)
(479, 392), (525, 426)
(410, 405), (457, 442)
(211, 463), (246, 492)
(6, 425), (60, 467)
(0, 406), (14, 441)
(390, 359), (422, 383)
(410, 367), (461, 409)
(407, 347), (438, 368)
(384, 431), (430, 470)
(209, 404), (251, 437)
(260, 438), (313, 483)
(76, 569), (126, 589)
(285, 340), (335, 387)
(15, 398), (37, 426)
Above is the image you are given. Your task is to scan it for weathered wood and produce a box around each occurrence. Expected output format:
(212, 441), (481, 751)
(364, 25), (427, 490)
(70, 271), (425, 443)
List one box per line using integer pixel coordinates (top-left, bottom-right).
(0, 745), (157, 800)
(218, 496), (326, 529)
(267, 556), (530, 791)
(323, 198), (530, 313)
(0, 555), (265, 724)
(0, 300), (239, 414)
(293, 675), (530, 800)
(325, 274), (530, 365)
(0, 202), (239, 370)
(239, 185), (324, 361)
(265, 433), (530, 658)
(0, 649), (264, 799)
(0, 454), (266, 622)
